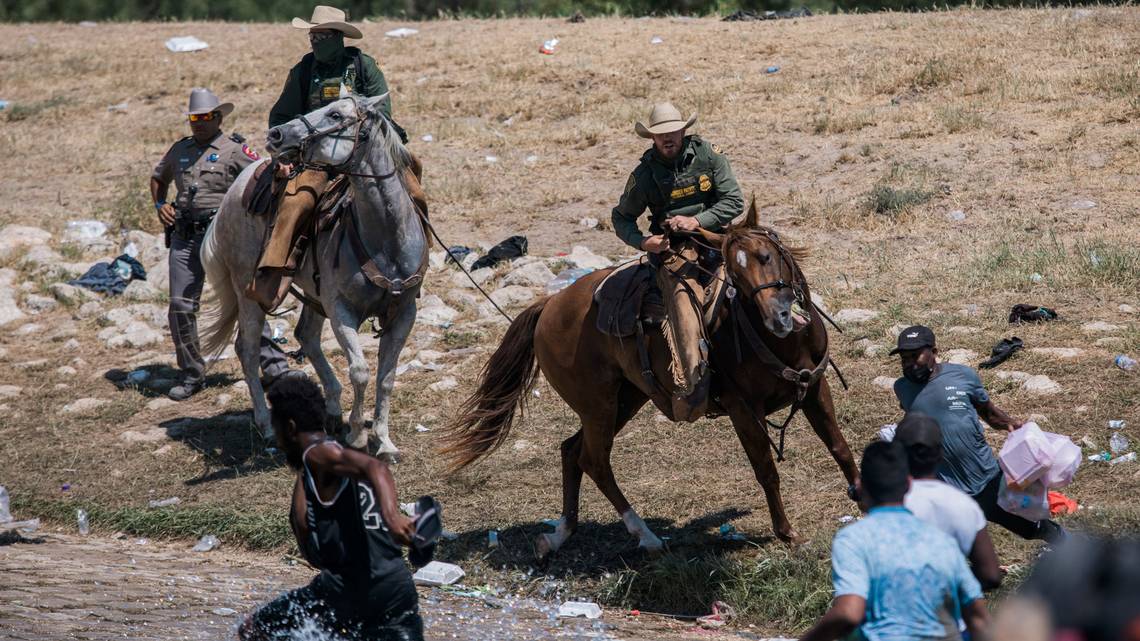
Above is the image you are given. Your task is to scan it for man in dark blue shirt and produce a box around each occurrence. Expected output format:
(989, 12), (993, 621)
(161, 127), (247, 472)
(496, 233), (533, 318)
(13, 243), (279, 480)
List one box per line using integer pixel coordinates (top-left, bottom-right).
(891, 325), (1063, 543)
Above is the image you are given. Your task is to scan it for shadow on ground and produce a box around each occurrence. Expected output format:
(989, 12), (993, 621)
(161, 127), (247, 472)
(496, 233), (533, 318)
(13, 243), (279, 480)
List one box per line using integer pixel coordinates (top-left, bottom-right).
(103, 364), (237, 398)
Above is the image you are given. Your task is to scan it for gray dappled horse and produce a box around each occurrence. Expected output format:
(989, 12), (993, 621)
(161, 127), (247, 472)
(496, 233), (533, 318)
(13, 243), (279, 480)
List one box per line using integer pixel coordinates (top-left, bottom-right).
(200, 93), (425, 457)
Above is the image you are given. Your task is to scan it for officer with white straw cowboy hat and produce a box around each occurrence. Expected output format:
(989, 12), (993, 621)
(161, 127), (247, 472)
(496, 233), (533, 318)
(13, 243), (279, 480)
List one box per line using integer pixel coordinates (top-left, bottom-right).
(150, 88), (298, 401)
(610, 101), (744, 422)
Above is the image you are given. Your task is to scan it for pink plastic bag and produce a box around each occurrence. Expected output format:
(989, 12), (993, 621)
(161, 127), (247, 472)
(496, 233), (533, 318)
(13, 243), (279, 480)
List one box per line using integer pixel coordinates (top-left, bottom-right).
(998, 422), (1054, 486)
(1041, 432), (1081, 488)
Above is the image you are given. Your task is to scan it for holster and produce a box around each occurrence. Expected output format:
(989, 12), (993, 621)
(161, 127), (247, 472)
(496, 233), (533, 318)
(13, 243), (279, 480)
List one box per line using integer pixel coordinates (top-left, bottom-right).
(174, 209), (216, 240)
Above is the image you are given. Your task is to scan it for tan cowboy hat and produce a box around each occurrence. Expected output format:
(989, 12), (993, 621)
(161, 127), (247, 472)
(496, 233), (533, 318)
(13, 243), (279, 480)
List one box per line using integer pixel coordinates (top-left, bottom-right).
(634, 102), (697, 138)
(292, 5), (363, 39)
(183, 87), (233, 117)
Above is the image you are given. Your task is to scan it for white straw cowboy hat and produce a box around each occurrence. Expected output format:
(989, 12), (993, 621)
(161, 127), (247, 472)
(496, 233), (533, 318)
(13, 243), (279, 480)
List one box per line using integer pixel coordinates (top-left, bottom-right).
(635, 102), (697, 138)
(183, 87), (233, 116)
(292, 5), (363, 39)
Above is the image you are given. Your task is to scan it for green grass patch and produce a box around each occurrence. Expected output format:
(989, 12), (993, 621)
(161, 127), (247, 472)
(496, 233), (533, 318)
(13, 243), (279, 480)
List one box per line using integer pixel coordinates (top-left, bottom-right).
(443, 328), (486, 349)
(597, 544), (832, 628)
(913, 58), (957, 90)
(12, 495), (292, 551)
(967, 233), (1140, 293)
(864, 184), (933, 216)
(4, 95), (71, 122)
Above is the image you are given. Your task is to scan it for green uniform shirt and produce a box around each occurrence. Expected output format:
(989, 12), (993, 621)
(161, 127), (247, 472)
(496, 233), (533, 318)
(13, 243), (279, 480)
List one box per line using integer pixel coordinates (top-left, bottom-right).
(153, 132), (261, 213)
(611, 135), (744, 250)
(268, 47), (390, 128)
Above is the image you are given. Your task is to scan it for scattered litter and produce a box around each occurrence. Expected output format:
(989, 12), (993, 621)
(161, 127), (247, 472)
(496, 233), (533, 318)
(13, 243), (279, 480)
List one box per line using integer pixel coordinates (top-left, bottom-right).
(0, 486), (9, 523)
(271, 323), (288, 344)
(979, 336), (1023, 369)
(193, 535), (220, 552)
(415, 424), (430, 432)
(1029, 273), (1043, 283)
(0, 100), (8, 111)
(488, 530), (499, 547)
(212, 607), (238, 616)
(421, 134), (434, 142)
(471, 235), (527, 271)
(1109, 420), (1127, 429)
(1088, 452), (1112, 462)
(947, 210), (966, 222)
(539, 38), (559, 55)
(696, 601), (736, 628)
(532, 388), (541, 398)
(1070, 199), (1096, 210)
(148, 497), (181, 508)
(545, 267), (593, 294)
(723, 8), (812, 21)
(1115, 355), (1137, 371)
(578, 217), (598, 229)
(136, 538), (150, 545)
(385, 27), (419, 38)
(718, 523), (746, 541)
(2, 518), (40, 533)
(524, 154), (539, 164)
(998, 422), (1080, 488)
(542, 518), (561, 527)
(765, 66), (780, 74)
(413, 560), (465, 586)
(164, 36), (209, 53)
(65, 219), (108, 241)
(998, 478), (1049, 521)
(69, 254), (147, 296)
(107, 101), (129, 112)
(400, 502), (418, 517)
(558, 601), (602, 619)
(650, 36), (664, 44)
(441, 530), (459, 541)
(1009, 304), (1058, 324)
(878, 424), (897, 442)
(444, 246), (472, 266)
(838, 515), (856, 524)
(1110, 452), (1137, 466)
(484, 155), (498, 163)
(1048, 491), (1079, 516)
(61, 483), (71, 492)
(77, 509), (90, 535)
(1109, 432), (1130, 454)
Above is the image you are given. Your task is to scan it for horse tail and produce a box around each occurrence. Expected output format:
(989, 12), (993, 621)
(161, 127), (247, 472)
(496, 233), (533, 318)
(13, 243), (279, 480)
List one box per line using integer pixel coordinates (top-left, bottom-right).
(197, 216), (239, 355)
(440, 297), (548, 472)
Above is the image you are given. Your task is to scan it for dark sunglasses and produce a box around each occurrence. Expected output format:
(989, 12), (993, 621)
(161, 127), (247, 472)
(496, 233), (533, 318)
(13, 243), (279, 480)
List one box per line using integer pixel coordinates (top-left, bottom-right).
(188, 111), (220, 123)
(309, 31), (338, 45)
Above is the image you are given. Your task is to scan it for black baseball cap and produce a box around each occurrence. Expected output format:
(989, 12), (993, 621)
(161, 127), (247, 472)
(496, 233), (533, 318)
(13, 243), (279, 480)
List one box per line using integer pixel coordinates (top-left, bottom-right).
(895, 413), (942, 449)
(408, 495), (443, 569)
(889, 325), (936, 355)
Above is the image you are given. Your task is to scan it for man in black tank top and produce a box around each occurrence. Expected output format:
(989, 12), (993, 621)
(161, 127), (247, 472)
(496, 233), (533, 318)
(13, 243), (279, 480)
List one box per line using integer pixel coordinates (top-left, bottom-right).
(240, 376), (423, 641)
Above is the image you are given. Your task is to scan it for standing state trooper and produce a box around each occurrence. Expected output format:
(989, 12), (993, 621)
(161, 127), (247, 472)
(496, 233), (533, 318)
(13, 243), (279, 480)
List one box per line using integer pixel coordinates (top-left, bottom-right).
(151, 88), (297, 401)
(611, 102), (744, 421)
(246, 4), (426, 312)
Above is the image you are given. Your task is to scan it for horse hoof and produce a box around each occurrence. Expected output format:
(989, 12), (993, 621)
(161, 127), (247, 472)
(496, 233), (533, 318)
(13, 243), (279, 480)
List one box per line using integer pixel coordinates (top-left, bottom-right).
(777, 529), (805, 546)
(346, 430), (368, 450)
(536, 533), (557, 561)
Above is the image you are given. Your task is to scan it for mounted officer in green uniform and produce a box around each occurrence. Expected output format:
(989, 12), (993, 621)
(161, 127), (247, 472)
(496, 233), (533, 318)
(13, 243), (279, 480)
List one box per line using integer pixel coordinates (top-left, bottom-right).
(611, 102), (744, 421)
(247, 5), (426, 312)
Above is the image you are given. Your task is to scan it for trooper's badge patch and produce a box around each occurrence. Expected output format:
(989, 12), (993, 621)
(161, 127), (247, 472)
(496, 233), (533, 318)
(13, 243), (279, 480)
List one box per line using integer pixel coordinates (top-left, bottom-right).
(699, 174), (712, 192)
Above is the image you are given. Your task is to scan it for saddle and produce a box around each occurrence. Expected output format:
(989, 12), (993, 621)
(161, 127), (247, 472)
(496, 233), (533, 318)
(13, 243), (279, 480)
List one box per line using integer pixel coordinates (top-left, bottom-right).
(242, 161), (284, 216)
(593, 253), (727, 339)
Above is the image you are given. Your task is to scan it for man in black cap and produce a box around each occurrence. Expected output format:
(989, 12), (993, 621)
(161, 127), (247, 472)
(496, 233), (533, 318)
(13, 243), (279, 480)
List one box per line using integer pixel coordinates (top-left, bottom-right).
(891, 325), (1064, 542)
(240, 375), (425, 640)
(897, 413), (1002, 590)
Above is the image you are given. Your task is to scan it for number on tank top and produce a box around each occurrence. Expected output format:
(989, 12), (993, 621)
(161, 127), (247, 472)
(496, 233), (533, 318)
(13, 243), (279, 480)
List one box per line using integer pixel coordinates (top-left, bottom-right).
(357, 484), (387, 531)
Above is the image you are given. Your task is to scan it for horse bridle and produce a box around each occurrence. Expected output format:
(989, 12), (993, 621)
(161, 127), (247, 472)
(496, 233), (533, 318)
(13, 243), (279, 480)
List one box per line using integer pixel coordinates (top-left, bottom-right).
(293, 94), (388, 175)
(728, 229), (806, 306)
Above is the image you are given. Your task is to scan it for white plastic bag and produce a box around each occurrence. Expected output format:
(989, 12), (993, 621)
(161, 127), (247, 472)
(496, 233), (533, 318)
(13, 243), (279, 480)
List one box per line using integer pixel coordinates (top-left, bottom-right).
(997, 476), (1050, 521)
(998, 422), (1054, 486)
(1041, 432), (1081, 488)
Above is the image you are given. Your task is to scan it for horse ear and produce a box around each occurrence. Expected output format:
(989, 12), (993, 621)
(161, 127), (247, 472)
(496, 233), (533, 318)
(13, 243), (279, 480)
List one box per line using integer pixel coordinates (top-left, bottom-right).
(743, 194), (760, 228)
(363, 92), (391, 116)
(338, 83), (350, 99)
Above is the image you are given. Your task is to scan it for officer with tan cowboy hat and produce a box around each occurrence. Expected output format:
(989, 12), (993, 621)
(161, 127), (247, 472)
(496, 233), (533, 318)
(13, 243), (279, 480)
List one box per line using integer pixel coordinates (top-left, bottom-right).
(611, 101), (744, 421)
(247, 5), (426, 313)
(151, 88), (298, 401)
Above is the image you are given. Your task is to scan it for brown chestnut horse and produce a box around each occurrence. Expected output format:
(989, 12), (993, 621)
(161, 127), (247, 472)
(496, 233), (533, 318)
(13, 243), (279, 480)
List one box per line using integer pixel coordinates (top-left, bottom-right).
(441, 201), (858, 559)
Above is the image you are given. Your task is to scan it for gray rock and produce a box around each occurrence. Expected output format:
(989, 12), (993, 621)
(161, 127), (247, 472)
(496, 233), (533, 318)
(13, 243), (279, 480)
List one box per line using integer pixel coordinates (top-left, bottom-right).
(451, 267), (495, 289)
(834, 308), (880, 324)
(126, 230), (167, 268)
(75, 301), (104, 320)
(810, 291), (828, 313)
(105, 321), (163, 348)
(63, 338), (81, 351)
(23, 294), (58, 314)
(855, 338), (886, 357)
(215, 393), (233, 407)
(444, 289), (480, 309)
(60, 398), (110, 415)
(417, 295), (459, 327)
(16, 323), (44, 336)
(0, 385), (22, 398)
(503, 262), (555, 288)
(1029, 347), (1084, 359)
(1082, 321), (1122, 332)
(941, 349), (977, 365)
(55, 365), (77, 376)
(20, 245), (64, 274)
(563, 246), (612, 270)
(147, 259), (170, 292)
(995, 370), (1032, 382)
(872, 376), (896, 390)
(122, 280), (163, 302)
(489, 285), (535, 308)
(1023, 375), (1061, 395)
(49, 282), (95, 305)
(428, 377), (458, 392)
(0, 225), (52, 261)
(0, 269), (27, 327)
(146, 397), (178, 411)
(230, 381), (249, 395)
(1120, 304), (1137, 315)
(119, 427), (169, 443)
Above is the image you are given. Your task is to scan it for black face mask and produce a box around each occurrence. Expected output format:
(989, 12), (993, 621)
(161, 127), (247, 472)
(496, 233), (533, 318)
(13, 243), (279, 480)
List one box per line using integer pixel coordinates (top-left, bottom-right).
(904, 363), (933, 384)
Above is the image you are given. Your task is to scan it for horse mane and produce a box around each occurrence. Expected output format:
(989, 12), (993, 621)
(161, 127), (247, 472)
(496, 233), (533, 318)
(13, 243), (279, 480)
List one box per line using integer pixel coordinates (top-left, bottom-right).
(723, 224), (810, 263)
(373, 110), (411, 176)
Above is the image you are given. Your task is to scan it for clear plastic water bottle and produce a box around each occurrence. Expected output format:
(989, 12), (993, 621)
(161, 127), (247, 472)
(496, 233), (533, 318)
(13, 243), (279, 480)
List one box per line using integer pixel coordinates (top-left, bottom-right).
(0, 486), (11, 524)
(1115, 355), (1137, 371)
(1109, 420), (1127, 429)
(1110, 432), (1130, 454)
(1087, 452), (1112, 462)
(1109, 452), (1137, 466)
(77, 509), (90, 536)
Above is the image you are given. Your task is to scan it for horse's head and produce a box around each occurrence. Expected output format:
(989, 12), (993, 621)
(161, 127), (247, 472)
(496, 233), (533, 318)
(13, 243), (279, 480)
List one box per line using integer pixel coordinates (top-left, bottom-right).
(265, 90), (392, 169)
(706, 197), (811, 339)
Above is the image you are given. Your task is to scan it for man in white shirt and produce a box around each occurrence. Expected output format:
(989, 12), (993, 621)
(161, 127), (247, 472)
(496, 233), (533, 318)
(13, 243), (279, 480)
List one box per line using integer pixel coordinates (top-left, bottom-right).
(897, 413), (1003, 590)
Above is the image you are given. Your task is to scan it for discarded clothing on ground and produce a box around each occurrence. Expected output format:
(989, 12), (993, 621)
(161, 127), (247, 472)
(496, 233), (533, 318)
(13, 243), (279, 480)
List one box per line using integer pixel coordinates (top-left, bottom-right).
(723, 8), (812, 21)
(68, 254), (146, 295)
(444, 245), (472, 266)
(471, 235), (527, 271)
(1009, 304), (1058, 324)
(1048, 491), (1078, 516)
(979, 337), (1023, 369)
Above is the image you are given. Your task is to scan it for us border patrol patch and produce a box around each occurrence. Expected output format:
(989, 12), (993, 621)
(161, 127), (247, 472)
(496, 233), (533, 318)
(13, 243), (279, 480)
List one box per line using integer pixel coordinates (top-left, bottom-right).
(711, 143), (723, 154)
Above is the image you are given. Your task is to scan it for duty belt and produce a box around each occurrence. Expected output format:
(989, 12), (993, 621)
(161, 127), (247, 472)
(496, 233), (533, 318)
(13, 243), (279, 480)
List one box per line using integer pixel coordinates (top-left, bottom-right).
(174, 207), (218, 237)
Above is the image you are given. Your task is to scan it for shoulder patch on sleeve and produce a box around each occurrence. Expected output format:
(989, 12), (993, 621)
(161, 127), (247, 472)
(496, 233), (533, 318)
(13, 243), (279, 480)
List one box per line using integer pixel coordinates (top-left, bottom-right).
(711, 143), (723, 154)
(229, 132), (246, 143)
(242, 144), (260, 161)
(622, 173), (637, 197)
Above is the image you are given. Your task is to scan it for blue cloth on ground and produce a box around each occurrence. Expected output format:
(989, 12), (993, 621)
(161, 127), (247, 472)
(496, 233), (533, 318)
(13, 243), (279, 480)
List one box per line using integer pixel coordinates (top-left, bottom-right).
(68, 254), (147, 296)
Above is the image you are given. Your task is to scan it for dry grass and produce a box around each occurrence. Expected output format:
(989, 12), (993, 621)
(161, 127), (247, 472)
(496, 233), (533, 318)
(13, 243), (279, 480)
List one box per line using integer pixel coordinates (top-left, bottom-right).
(1, 8), (1140, 634)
